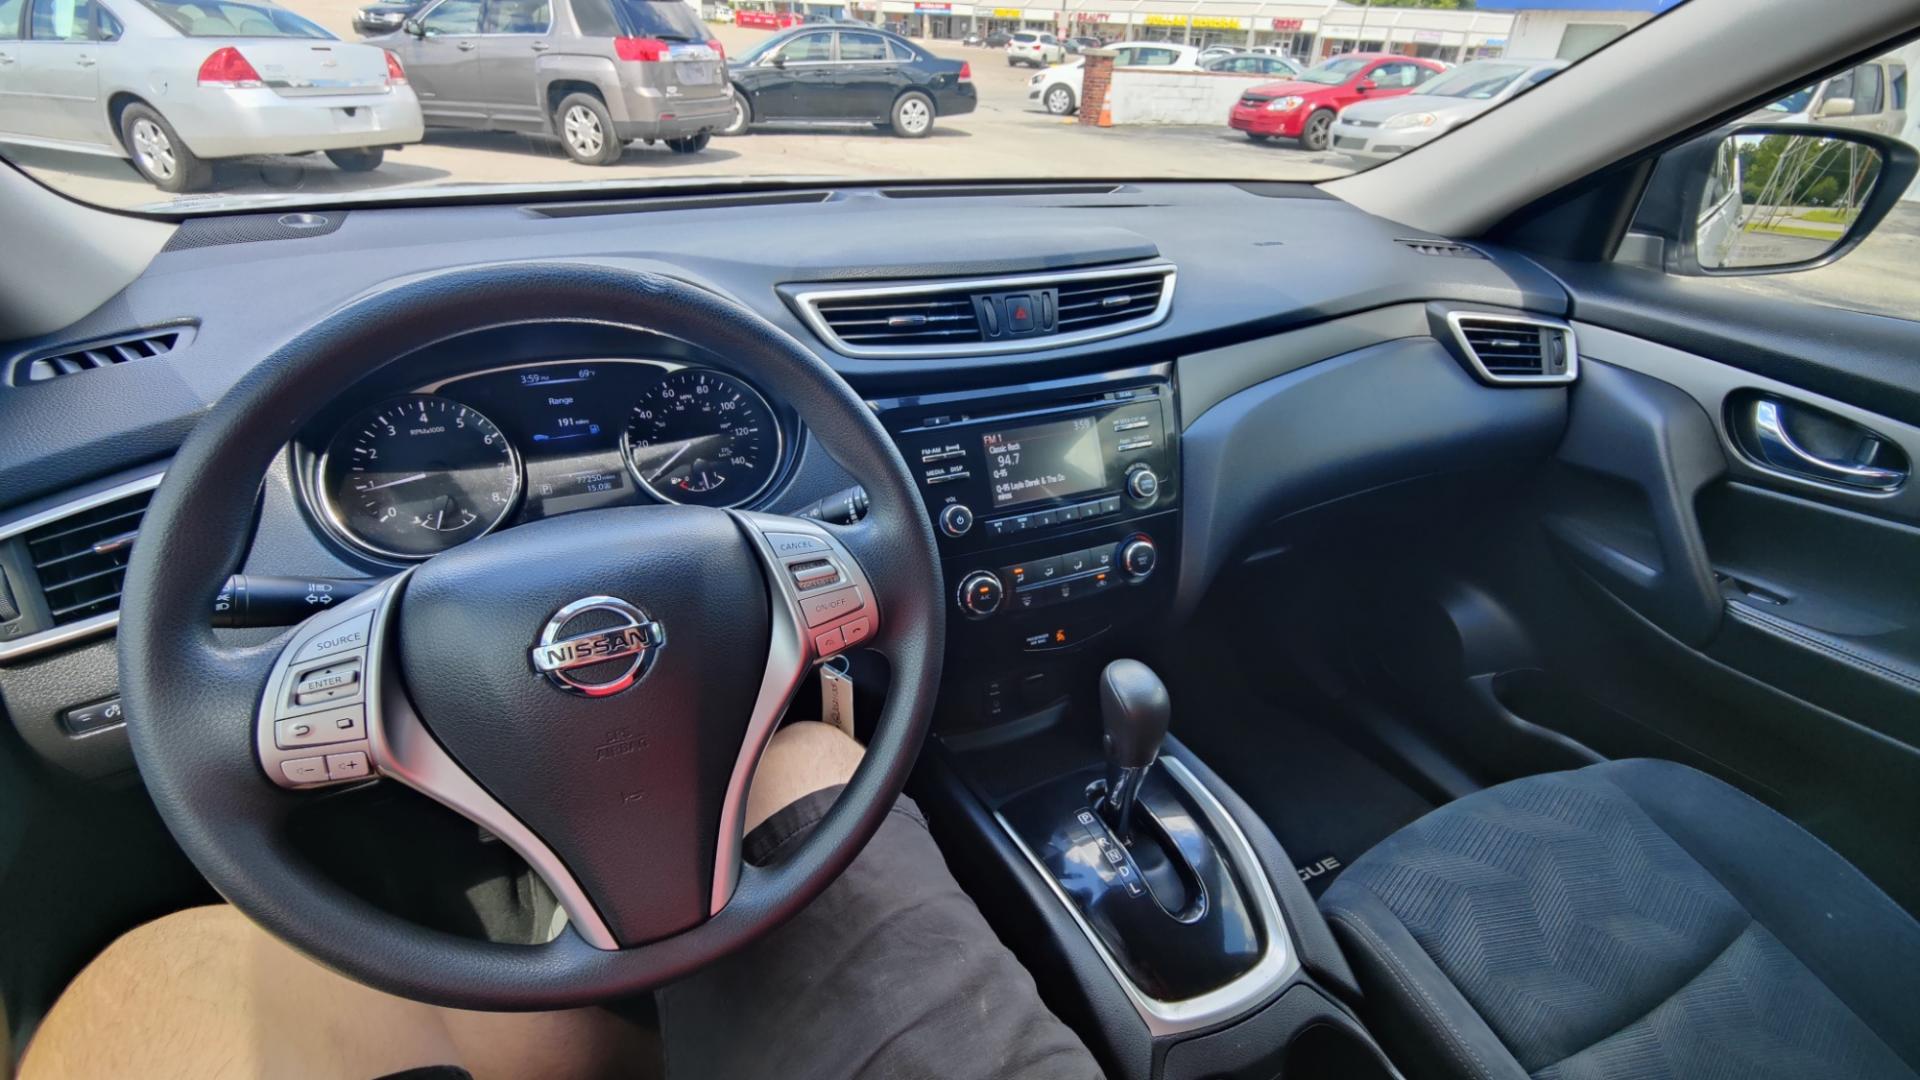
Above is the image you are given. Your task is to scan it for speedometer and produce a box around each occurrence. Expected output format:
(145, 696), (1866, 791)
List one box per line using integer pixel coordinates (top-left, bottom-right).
(318, 395), (521, 560)
(622, 369), (780, 508)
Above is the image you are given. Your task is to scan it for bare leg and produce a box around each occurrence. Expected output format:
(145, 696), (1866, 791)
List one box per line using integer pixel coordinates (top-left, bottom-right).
(744, 720), (866, 833)
(21, 723), (861, 1080)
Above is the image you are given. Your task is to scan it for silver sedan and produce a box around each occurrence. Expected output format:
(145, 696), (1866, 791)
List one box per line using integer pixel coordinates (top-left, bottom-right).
(0, 0), (424, 192)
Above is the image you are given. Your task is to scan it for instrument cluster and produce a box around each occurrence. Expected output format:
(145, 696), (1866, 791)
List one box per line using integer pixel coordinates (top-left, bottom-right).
(308, 359), (786, 562)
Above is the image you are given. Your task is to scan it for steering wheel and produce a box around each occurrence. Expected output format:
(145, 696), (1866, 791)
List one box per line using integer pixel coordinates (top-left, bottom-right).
(116, 261), (944, 1009)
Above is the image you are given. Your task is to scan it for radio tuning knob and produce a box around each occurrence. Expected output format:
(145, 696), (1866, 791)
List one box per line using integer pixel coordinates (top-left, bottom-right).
(1126, 464), (1160, 502)
(939, 503), (975, 538)
(1120, 537), (1158, 580)
(956, 571), (1004, 618)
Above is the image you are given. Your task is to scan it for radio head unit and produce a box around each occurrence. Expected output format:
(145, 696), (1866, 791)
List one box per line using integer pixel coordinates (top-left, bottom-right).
(874, 370), (1178, 558)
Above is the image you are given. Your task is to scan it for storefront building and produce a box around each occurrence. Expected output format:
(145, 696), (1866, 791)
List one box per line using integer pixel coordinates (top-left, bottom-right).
(747, 0), (1513, 58)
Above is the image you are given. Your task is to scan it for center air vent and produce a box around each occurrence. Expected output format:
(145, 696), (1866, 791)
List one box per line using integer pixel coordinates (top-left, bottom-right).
(788, 265), (1176, 359)
(811, 292), (986, 350)
(13, 325), (193, 386)
(1445, 312), (1577, 385)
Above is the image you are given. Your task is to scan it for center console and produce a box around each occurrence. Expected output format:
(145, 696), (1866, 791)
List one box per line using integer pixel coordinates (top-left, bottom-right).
(874, 365), (1399, 1079)
(873, 364), (1182, 723)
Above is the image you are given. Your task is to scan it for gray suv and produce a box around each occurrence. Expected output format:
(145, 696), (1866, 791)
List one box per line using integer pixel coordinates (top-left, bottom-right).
(380, 0), (730, 164)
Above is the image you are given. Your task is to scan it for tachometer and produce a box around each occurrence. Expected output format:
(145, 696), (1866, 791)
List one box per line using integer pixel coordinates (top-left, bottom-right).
(622, 369), (780, 508)
(318, 395), (521, 560)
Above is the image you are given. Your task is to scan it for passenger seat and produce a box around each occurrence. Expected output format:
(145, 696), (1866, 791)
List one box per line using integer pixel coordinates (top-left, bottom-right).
(1320, 759), (1920, 1080)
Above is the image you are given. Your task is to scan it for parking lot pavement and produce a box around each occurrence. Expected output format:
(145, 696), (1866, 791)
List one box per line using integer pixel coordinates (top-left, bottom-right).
(8, 14), (1349, 211)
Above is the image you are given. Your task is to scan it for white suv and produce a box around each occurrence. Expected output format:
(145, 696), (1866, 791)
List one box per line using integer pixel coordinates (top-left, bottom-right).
(1007, 32), (1065, 68)
(1028, 41), (1201, 115)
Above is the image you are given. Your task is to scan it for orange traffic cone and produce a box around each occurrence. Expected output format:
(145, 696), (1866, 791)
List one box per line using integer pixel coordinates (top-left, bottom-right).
(1097, 105), (1112, 128)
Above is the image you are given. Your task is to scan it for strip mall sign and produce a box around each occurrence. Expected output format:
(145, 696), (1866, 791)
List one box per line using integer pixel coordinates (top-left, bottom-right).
(1270, 17), (1302, 31)
(1144, 12), (1243, 29)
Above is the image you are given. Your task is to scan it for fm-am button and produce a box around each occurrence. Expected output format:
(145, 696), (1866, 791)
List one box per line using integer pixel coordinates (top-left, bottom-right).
(800, 585), (865, 628)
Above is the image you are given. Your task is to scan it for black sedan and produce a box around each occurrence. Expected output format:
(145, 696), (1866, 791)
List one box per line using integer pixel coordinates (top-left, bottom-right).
(722, 26), (976, 138)
(351, 0), (424, 36)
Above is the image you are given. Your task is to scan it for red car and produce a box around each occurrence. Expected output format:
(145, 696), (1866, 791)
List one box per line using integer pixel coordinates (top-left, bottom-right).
(1229, 53), (1448, 150)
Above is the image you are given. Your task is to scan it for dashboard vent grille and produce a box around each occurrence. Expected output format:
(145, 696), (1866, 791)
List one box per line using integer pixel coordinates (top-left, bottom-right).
(14, 327), (190, 385)
(1055, 271), (1169, 333)
(1395, 238), (1485, 259)
(1446, 313), (1577, 385)
(23, 487), (153, 626)
(811, 291), (986, 349)
(788, 264), (1176, 359)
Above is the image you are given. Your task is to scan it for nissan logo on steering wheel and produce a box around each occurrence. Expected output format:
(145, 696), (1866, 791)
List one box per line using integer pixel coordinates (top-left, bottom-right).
(530, 595), (666, 697)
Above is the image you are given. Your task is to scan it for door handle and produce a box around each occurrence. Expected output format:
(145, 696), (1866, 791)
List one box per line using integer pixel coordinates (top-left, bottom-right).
(76, 55), (97, 67)
(0, 53), (15, 65)
(1750, 399), (1906, 491)
(456, 40), (476, 51)
(531, 41), (549, 51)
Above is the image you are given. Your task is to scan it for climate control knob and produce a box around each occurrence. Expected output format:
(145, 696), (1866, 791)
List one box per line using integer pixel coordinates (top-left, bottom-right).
(1120, 537), (1158, 579)
(939, 502), (975, 538)
(956, 570), (1005, 618)
(1126, 465), (1160, 502)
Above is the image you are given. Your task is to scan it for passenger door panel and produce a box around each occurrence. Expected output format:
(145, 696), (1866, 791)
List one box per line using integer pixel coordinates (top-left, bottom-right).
(1514, 263), (1920, 909)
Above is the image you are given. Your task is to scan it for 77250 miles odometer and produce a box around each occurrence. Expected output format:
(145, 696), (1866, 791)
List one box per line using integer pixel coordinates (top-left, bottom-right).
(319, 396), (522, 560)
(623, 369), (780, 508)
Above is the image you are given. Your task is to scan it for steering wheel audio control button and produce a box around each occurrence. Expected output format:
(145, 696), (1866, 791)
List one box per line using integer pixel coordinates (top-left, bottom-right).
(800, 585), (865, 628)
(275, 706), (366, 750)
(813, 626), (846, 655)
(840, 616), (872, 648)
(325, 751), (371, 781)
(281, 757), (329, 785)
(292, 659), (362, 707)
(291, 613), (373, 664)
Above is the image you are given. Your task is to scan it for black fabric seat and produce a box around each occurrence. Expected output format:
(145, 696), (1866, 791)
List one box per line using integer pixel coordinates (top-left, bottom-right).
(1319, 759), (1920, 1080)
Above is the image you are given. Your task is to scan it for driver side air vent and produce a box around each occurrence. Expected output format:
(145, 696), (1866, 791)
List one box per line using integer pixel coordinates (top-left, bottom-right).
(0, 473), (166, 662)
(24, 486), (154, 627)
(13, 325), (193, 386)
(1395, 237), (1485, 259)
(810, 290), (986, 350)
(1445, 313), (1578, 386)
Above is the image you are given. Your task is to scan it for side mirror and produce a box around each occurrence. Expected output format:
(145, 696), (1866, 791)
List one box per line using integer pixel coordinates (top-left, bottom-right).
(1814, 96), (1856, 119)
(1633, 123), (1916, 276)
(402, 18), (424, 36)
(769, 53), (785, 67)
(1354, 78), (1377, 92)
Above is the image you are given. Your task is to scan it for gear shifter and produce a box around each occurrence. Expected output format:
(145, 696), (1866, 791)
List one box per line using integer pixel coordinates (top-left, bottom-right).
(1098, 659), (1171, 842)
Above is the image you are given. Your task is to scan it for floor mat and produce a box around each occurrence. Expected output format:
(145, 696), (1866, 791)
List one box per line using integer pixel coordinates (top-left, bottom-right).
(1167, 658), (1436, 899)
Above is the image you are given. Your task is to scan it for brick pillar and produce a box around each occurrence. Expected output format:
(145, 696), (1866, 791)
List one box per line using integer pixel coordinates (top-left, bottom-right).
(1078, 49), (1115, 126)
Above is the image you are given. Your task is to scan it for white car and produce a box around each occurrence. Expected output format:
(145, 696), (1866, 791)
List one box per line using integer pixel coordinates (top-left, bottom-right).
(0, 0), (424, 193)
(1005, 32), (1064, 68)
(1027, 41), (1201, 115)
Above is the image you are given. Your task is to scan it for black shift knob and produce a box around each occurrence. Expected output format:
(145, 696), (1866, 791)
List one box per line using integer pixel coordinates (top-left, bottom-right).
(1099, 659), (1170, 838)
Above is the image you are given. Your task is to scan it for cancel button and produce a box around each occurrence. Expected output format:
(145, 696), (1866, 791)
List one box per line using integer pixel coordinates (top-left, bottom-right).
(799, 586), (864, 628)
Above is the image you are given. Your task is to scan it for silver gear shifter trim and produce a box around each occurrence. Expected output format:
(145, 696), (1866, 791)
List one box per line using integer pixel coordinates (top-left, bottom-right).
(996, 756), (1299, 1036)
(253, 575), (623, 951)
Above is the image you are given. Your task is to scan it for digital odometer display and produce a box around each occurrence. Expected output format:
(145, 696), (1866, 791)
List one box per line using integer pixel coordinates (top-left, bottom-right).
(983, 416), (1108, 509)
(319, 395), (521, 560)
(623, 369), (780, 508)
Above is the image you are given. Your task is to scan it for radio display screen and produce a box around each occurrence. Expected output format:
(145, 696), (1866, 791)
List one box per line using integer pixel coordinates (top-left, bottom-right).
(983, 416), (1108, 509)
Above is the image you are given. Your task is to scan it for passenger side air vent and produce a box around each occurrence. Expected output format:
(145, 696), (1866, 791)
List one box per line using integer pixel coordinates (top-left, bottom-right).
(13, 326), (192, 386)
(23, 486), (154, 627)
(1445, 313), (1577, 385)
(1395, 237), (1485, 259)
(810, 290), (986, 350)
(787, 264), (1176, 359)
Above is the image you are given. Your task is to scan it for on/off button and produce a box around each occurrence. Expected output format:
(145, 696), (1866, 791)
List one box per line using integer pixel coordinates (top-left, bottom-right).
(800, 586), (865, 628)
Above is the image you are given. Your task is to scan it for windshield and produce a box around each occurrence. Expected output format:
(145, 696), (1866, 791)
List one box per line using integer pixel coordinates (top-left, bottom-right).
(1415, 62), (1530, 100)
(139, 0), (331, 37)
(1296, 57), (1368, 86)
(0, 0), (1715, 212)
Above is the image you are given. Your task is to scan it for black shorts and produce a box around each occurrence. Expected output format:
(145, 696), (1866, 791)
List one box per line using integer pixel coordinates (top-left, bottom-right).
(658, 786), (1104, 1080)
